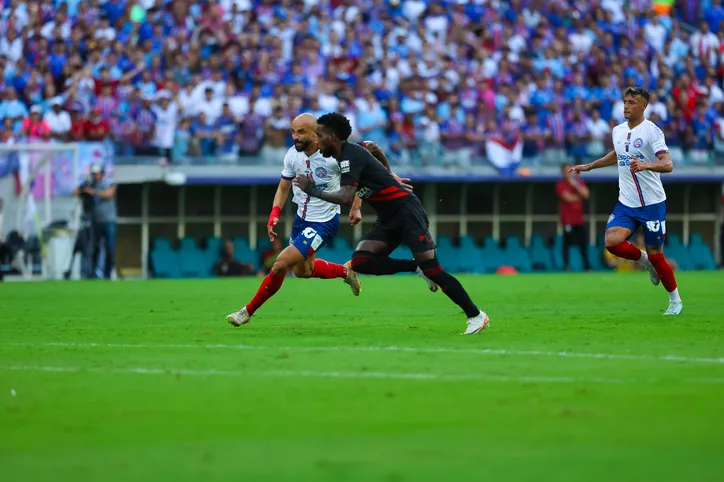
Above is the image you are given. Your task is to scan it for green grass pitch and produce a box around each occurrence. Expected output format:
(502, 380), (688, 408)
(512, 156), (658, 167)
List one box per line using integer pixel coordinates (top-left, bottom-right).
(2, 272), (724, 482)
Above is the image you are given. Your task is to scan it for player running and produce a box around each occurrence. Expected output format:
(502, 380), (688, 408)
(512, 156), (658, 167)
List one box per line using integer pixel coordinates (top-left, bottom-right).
(226, 113), (361, 326)
(569, 87), (683, 315)
(293, 113), (489, 335)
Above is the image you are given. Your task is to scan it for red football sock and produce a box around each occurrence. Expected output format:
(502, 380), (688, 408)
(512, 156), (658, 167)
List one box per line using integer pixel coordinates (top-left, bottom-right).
(606, 241), (642, 261)
(310, 258), (348, 279)
(648, 253), (678, 292)
(246, 271), (286, 316)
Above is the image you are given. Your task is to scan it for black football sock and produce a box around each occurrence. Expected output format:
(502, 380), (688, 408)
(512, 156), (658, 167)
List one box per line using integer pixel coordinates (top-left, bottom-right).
(418, 258), (480, 318)
(351, 250), (417, 275)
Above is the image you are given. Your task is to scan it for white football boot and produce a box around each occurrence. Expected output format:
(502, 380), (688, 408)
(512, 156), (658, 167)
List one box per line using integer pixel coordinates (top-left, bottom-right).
(463, 311), (490, 335)
(226, 306), (251, 327)
(343, 262), (362, 296)
(415, 266), (439, 293)
(663, 301), (683, 316)
(643, 260), (660, 286)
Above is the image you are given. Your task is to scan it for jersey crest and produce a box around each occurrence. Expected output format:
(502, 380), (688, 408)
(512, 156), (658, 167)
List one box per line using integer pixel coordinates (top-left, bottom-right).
(340, 160), (350, 173)
(315, 167), (328, 179)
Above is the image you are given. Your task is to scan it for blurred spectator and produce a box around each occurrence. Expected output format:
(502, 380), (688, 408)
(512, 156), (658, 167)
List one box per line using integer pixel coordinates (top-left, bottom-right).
(152, 90), (178, 161)
(131, 95), (157, 155)
(43, 98), (72, 141)
(21, 106), (51, 140)
(261, 105), (290, 165)
(190, 112), (216, 157)
(215, 103), (239, 161)
(84, 108), (110, 141)
(214, 240), (255, 277)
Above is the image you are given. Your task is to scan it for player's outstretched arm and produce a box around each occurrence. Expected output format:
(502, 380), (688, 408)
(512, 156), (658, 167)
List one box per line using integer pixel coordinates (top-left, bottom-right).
(569, 151), (617, 176)
(293, 175), (357, 205)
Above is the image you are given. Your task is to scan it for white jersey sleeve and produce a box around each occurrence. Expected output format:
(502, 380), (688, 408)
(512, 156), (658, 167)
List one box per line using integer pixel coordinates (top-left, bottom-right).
(281, 148), (296, 180)
(648, 121), (669, 157)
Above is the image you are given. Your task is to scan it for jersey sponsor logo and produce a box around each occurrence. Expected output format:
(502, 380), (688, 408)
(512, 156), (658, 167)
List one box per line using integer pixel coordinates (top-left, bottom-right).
(633, 137), (644, 148)
(645, 220), (661, 232)
(618, 153), (645, 166)
(315, 167), (328, 179)
(356, 187), (374, 199)
(340, 160), (350, 173)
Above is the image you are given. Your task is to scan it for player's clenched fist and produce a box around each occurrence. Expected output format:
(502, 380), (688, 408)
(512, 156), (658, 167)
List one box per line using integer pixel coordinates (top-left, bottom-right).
(267, 205), (280, 241)
(349, 208), (362, 225)
(628, 159), (646, 172)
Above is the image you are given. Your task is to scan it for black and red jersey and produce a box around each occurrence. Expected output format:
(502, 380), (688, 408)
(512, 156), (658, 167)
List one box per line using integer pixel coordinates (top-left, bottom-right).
(338, 141), (411, 219)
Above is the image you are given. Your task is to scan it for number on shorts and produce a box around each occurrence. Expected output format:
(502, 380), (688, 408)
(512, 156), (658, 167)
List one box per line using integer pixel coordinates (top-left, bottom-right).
(645, 220), (661, 233)
(302, 227), (318, 238)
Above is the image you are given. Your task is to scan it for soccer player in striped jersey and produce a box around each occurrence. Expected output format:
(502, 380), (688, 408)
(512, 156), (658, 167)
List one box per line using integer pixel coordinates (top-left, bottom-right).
(294, 113), (490, 335)
(569, 87), (683, 315)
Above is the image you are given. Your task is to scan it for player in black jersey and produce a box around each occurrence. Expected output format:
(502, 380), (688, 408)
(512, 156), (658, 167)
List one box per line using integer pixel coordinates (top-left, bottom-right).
(293, 112), (489, 334)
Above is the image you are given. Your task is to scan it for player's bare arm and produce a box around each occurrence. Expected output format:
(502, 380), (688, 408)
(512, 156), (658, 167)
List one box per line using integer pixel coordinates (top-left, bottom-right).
(349, 195), (363, 225)
(362, 140), (413, 191)
(268, 179), (292, 241)
(569, 151), (617, 176)
(294, 175), (357, 205)
(630, 152), (673, 173)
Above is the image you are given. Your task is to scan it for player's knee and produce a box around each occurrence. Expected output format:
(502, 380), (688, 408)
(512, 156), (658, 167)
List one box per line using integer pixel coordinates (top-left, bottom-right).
(270, 259), (289, 276)
(417, 257), (444, 279)
(604, 229), (625, 248)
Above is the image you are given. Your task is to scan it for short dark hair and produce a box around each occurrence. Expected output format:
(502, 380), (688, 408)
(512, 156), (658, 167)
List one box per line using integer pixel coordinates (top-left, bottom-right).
(624, 86), (650, 103)
(317, 112), (353, 141)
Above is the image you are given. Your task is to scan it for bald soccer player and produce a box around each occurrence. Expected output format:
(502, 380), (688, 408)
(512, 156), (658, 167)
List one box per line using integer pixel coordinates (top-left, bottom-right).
(226, 113), (411, 327)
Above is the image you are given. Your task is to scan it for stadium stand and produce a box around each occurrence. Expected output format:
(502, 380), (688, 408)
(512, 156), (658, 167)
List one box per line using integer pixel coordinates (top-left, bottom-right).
(0, 0), (720, 278)
(2, 0), (724, 168)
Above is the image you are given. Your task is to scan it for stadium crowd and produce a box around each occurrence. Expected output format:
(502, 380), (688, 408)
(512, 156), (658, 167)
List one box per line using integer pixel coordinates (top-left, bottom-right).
(1, 0), (724, 168)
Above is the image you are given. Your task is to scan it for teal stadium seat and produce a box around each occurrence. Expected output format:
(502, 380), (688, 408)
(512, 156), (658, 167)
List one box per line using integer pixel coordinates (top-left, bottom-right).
(688, 234), (717, 271)
(480, 236), (504, 273)
(179, 247), (213, 277)
(233, 237), (259, 270)
(458, 235), (484, 273)
(150, 250), (181, 278)
(588, 245), (604, 271)
(665, 244), (691, 271)
(529, 235), (553, 271)
(551, 236), (564, 271)
(204, 236), (223, 264)
(437, 245), (463, 273)
(178, 236), (198, 251)
(504, 236), (532, 273)
(567, 246), (585, 272)
(153, 237), (173, 252)
(666, 233), (682, 247)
